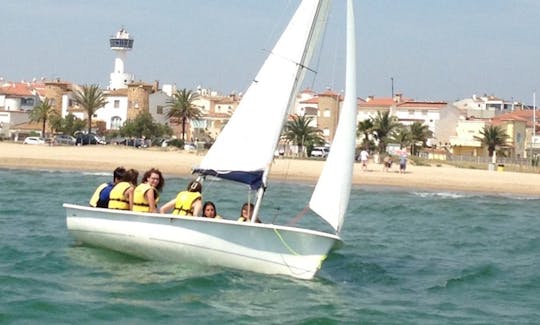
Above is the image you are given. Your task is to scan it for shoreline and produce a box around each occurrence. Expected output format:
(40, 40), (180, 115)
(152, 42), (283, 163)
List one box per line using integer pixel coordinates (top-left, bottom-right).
(1, 142), (539, 196)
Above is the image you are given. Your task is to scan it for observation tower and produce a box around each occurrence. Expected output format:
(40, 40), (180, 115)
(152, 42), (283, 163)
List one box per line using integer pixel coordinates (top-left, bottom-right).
(109, 27), (134, 90)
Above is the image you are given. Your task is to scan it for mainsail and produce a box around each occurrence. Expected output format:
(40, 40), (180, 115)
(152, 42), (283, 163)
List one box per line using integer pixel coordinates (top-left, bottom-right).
(194, 0), (331, 190)
(309, 0), (357, 233)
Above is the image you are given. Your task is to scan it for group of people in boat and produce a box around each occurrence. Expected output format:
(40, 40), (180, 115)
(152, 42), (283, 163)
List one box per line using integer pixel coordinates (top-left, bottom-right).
(89, 166), (260, 222)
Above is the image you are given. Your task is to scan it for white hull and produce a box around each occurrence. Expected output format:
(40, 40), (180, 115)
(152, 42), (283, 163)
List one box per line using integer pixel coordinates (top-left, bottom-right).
(64, 204), (342, 280)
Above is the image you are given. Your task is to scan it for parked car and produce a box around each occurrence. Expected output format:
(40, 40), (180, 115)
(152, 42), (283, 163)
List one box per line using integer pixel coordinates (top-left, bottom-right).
(75, 133), (106, 145)
(54, 134), (76, 145)
(117, 138), (149, 148)
(310, 146), (330, 158)
(184, 143), (196, 151)
(23, 136), (46, 145)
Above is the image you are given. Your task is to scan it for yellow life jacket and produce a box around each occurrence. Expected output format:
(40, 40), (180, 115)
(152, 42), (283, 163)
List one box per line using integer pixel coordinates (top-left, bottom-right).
(89, 183), (108, 207)
(108, 182), (132, 210)
(133, 183), (159, 212)
(172, 191), (201, 216)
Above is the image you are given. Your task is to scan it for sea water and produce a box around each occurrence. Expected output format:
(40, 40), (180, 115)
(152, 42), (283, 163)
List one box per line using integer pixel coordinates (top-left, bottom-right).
(1, 168), (539, 324)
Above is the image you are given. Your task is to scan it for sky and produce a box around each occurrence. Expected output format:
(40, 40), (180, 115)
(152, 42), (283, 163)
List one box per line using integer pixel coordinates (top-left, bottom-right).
(1, 0), (539, 105)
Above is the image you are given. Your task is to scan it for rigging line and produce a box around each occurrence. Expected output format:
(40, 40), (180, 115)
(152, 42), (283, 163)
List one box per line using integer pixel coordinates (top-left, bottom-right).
(307, 1), (331, 90)
(273, 228), (299, 256)
(286, 205), (309, 227)
(259, 49), (318, 74)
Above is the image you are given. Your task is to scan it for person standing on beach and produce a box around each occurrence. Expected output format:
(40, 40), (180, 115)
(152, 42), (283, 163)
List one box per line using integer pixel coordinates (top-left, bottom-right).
(89, 166), (126, 208)
(359, 149), (369, 171)
(399, 152), (408, 174)
(133, 168), (165, 213)
(160, 179), (203, 216)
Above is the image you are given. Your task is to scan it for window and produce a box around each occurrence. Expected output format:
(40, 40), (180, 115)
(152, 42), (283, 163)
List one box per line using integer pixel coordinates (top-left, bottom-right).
(157, 105), (163, 114)
(408, 110), (415, 115)
(323, 109), (331, 117)
(21, 98), (34, 106)
(114, 100), (120, 108)
(111, 116), (122, 130)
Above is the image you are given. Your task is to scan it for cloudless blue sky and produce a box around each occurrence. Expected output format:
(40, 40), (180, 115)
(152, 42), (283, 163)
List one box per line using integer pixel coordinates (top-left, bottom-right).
(1, 0), (539, 104)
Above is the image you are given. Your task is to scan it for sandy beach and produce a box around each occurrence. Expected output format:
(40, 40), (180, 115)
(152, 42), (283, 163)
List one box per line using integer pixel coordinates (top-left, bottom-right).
(1, 142), (539, 196)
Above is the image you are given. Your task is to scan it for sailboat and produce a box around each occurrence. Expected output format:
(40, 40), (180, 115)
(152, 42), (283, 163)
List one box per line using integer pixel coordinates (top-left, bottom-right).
(64, 0), (358, 280)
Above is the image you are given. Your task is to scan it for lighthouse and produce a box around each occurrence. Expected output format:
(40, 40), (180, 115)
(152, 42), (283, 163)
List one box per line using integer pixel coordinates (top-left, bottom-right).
(109, 27), (134, 90)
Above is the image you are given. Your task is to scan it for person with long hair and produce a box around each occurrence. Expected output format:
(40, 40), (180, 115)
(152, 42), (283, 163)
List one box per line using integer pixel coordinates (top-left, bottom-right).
(133, 168), (164, 213)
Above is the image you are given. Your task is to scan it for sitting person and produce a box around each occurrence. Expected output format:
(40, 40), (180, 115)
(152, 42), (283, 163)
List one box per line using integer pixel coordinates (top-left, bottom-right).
(133, 168), (165, 213)
(202, 201), (222, 219)
(89, 166), (126, 208)
(160, 180), (203, 217)
(108, 169), (139, 210)
(237, 202), (261, 223)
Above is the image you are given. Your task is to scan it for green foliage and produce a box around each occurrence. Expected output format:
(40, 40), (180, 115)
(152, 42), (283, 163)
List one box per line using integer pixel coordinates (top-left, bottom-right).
(49, 113), (85, 136)
(282, 114), (325, 157)
(357, 118), (374, 150)
(371, 111), (400, 154)
(29, 99), (57, 136)
(166, 88), (201, 141)
(410, 122), (433, 155)
(167, 138), (185, 148)
(389, 126), (412, 150)
(72, 84), (108, 134)
(474, 125), (510, 157)
(119, 111), (172, 139)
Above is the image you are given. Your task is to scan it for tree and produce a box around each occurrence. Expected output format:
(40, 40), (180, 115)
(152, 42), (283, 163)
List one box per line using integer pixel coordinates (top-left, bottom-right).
(357, 118), (374, 150)
(49, 113), (86, 136)
(166, 89), (201, 141)
(72, 84), (108, 134)
(29, 99), (57, 136)
(410, 122), (433, 155)
(389, 126), (412, 150)
(372, 111), (400, 154)
(474, 125), (509, 157)
(120, 111), (172, 139)
(282, 114), (324, 157)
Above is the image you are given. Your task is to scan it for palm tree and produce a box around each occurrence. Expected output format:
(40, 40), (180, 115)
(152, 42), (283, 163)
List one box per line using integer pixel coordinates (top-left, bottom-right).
(372, 111), (400, 154)
(357, 118), (373, 149)
(474, 125), (509, 157)
(29, 99), (57, 136)
(72, 84), (108, 134)
(166, 89), (201, 141)
(410, 122), (433, 155)
(389, 126), (412, 150)
(282, 114), (324, 157)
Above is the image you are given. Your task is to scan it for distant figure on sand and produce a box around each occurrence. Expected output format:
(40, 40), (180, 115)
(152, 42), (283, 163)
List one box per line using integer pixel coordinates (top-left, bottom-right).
(89, 166), (126, 208)
(359, 149), (369, 171)
(383, 155), (393, 172)
(399, 152), (408, 174)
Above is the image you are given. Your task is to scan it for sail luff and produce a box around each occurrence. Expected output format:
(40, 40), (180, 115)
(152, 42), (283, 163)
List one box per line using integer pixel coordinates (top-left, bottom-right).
(309, 0), (357, 233)
(194, 0), (331, 190)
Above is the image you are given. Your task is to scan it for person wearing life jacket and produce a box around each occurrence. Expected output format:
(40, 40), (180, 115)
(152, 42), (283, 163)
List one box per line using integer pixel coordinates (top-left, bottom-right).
(237, 202), (262, 223)
(160, 180), (203, 217)
(89, 166), (126, 208)
(108, 169), (139, 210)
(133, 168), (164, 213)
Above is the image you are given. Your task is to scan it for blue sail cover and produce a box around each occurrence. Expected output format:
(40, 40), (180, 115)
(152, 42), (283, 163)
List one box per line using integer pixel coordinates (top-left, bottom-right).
(193, 168), (264, 190)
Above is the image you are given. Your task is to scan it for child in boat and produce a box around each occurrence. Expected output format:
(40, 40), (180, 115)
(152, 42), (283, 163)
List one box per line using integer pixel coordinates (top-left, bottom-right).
(237, 202), (261, 223)
(202, 201), (222, 219)
(160, 180), (203, 216)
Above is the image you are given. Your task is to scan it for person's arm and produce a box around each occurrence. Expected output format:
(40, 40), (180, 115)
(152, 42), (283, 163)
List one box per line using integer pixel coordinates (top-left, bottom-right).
(159, 198), (176, 214)
(126, 188), (134, 210)
(146, 189), (157, 213)
(191, 199), (202, 217)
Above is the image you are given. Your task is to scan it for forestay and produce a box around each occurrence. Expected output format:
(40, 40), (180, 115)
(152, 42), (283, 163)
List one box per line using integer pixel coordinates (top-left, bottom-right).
(193, 0), (331, 190)
(309, 0), (357, 233)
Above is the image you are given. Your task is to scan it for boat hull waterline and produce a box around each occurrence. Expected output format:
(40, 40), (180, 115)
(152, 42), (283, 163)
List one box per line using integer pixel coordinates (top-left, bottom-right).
(65, 204), (342, 280)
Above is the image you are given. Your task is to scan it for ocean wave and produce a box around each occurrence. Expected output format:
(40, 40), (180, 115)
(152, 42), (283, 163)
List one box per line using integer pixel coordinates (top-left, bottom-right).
(412, 191), (468, 199)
